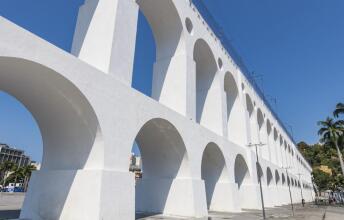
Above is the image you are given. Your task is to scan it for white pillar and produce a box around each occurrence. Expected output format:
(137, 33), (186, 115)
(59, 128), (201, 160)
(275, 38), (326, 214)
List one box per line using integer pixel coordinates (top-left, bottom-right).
(72, 0), (139, 85)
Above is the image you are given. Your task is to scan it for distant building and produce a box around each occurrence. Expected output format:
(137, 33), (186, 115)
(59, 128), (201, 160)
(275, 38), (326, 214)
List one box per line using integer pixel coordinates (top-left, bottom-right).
(129, 153), (141, 171)
(0, 143), (31, 167)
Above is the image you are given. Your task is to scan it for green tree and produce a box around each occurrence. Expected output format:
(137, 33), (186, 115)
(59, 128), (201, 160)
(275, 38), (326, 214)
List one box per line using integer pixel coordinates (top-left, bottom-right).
(3, 164), (36, 191)
(318, 117), (344, 176)
(0, 161), (16, 186)
(5, 167), (25, 186)
(312, 169), (331, 191)
(21, 164), (36, 191)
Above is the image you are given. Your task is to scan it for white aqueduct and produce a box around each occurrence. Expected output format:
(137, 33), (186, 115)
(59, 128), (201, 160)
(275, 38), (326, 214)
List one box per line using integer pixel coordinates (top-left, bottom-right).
(0, 0), (314, 219)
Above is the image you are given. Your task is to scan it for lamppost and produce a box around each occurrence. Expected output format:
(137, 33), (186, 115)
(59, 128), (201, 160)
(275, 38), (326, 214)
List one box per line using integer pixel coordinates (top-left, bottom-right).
(283, 166), (294, 216)
(248, 142), (267, 220)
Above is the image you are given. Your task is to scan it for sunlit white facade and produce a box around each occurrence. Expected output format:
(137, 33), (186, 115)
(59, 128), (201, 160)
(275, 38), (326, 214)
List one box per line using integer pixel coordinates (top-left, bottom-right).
(0, 0), (314, 219)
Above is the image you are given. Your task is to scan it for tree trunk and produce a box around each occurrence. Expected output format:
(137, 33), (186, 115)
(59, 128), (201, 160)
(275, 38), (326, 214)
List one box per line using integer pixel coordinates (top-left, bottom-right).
(335, 142), (344, 176)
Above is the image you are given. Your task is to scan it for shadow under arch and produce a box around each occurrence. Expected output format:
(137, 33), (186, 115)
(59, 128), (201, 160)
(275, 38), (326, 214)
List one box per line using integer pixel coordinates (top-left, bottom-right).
(266, 167), (273, 186)
(194, 38), (222, 134)
(282, 173), (286, 185)
(256, 162), (264, 184)
(201, 142), (229, 211)
(134, 118), (190, 216)
(275, 170), (281, 185)
(246, 94), (258, 144)
(224, 72), (244, 144)
(0, 57), (104, 219)
(234, 154), (250, 189)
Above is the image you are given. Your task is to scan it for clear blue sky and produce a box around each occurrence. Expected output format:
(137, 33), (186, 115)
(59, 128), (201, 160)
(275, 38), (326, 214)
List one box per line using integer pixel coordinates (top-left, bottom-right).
(0, 0), (343, 161)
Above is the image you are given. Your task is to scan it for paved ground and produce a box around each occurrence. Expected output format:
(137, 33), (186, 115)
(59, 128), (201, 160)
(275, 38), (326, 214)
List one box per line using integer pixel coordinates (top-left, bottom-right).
(0, 193), (342, 220)
(0, 193), (24, 219)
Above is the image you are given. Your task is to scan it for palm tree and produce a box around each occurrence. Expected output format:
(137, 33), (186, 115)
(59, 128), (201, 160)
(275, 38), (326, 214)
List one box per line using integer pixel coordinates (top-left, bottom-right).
(0, 161), (16, 187)
(318, 117), (344, 176)
(5, 167), (25, 186)
(334, 103), (344, 118)
(21, 164), (36, 191)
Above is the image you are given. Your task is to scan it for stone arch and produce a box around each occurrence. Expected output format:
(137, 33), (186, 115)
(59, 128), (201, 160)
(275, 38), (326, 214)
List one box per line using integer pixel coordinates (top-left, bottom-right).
(246, 94), (258, 143)
(201, 143), (230, 211)
(224, 72), (243, 144)
(134, 0), (188, 114)
(234, 154), (250, 188)
(194, 38), (222, 134)
(266, 119), (272, 136)
(279, 135), (283, 146)
(134, 118), (190, 214)
(256, 162), (264, 184)
(0, 57), (104, 170)
(257, 108), (264, 130)
(246, 94), (254, 117)
(137, 0), (184, 60)
(275, 170), (280, 185)
(273, 128), (279, 163)
(0, 57), (104, 219)
(282, 173), (286, 185)
(266, 167), (273, 186)
(273, 128), (278, 142)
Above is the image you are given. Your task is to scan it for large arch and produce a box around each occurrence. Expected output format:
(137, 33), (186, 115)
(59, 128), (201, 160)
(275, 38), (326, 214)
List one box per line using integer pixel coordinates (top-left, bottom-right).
(0, 57), (104, 219)
(282, 173), (286, 185)
(224, 72), (244, 144)
(201, 143), (230, 211)
(133, 0), (188, 115)
(234, 154), (254, 209)
(134, 118), (190, 215)
(0, 57), (104, 170)
(266, 167), (273, 186)
(246, 94), (258, 144)
(273, 128), (279, 164)
(266, 119), (273, 162)
(257, 108), (268, 159)
(275, 170), (281, 185)
(194, 39), (222, 134)
(256, 162), (264, 184)
(234, 154), (250, 188)
(257, 108), (264, 131)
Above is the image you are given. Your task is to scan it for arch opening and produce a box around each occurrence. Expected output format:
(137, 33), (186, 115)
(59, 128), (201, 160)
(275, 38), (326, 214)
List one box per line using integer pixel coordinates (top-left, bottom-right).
(224, 72), (243, 144)
(133, 0), (187, 114)
(133, 118), (190, 215)
(0, 57), (104, 171)
(256, 162), (264, 186)
(266, 168), (273, 186)
(282, 173), (286, 185)
(246, 95), (258, 144)
(194, 39), (221, 134)
(201, 143), (230, 211)
(275, 170), (280, 185)
(234, 154), (250, 189)
(0, 57), (104, 219)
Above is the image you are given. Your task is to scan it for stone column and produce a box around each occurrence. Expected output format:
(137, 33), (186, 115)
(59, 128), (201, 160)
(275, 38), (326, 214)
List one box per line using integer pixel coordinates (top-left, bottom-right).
(72, 0), (139, 85)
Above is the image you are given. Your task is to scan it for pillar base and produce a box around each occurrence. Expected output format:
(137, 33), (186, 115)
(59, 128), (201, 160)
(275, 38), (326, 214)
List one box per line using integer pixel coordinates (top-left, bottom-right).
(136, 177), (207, 218)
(239, 184), (262, 210)
(20, 170), (134, 220)
(209, 181), (241, 213)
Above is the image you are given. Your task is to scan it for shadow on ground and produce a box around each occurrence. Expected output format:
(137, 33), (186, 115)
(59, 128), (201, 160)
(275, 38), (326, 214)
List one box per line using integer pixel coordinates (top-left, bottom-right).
(0, 210), (20, 219)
